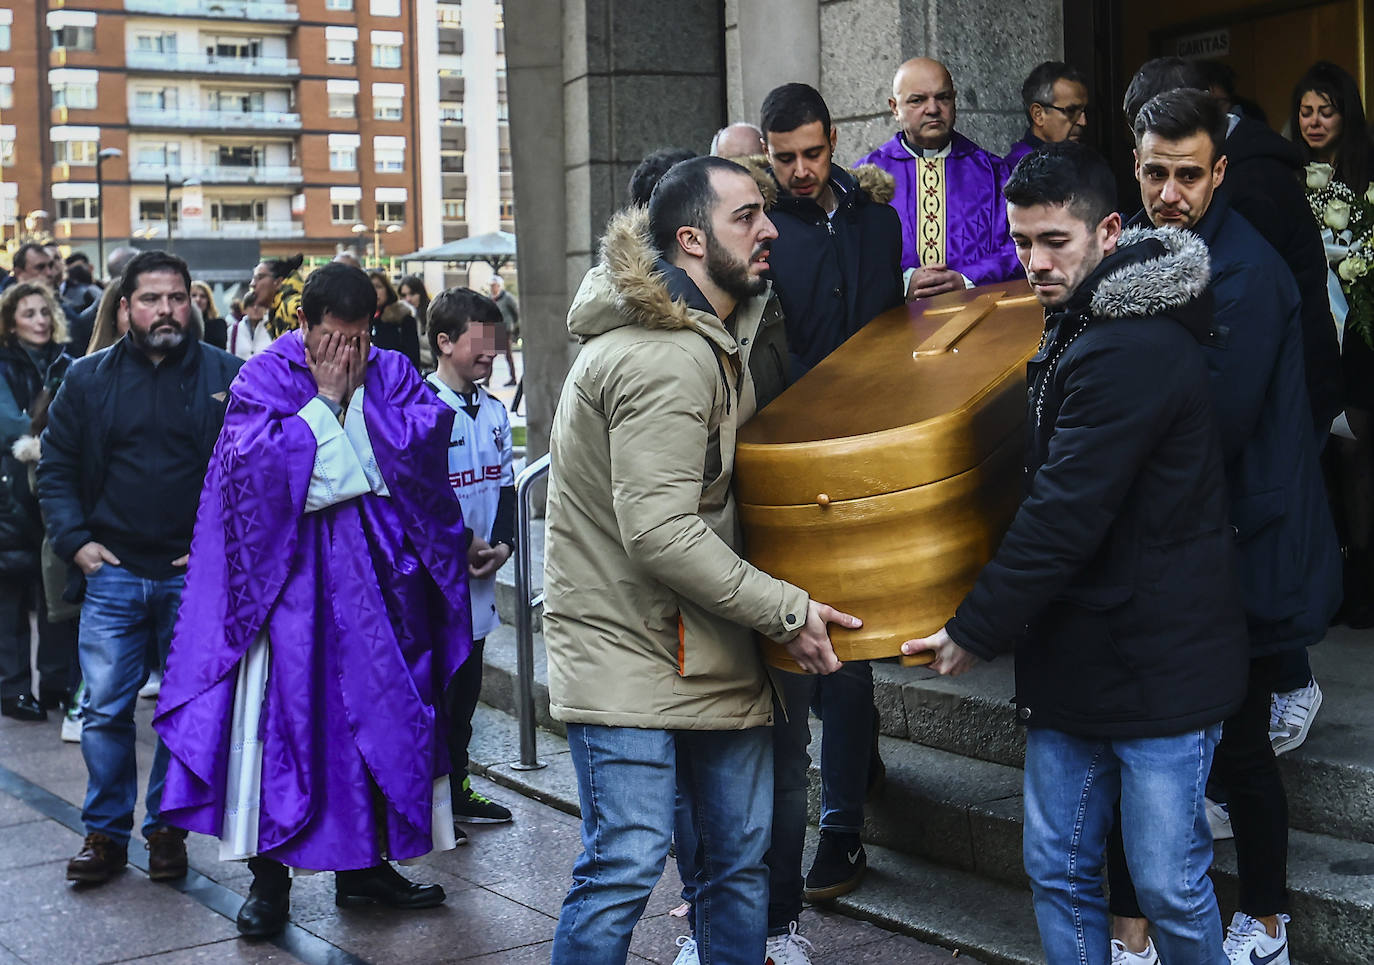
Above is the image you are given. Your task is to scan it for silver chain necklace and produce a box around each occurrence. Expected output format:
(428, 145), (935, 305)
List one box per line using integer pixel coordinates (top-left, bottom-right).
(1033, 316), (1090, 431)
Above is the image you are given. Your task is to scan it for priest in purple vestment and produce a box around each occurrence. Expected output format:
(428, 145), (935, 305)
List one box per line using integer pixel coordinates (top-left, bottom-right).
(856, 57), (1023, 299)
(153, 262), (473, 939)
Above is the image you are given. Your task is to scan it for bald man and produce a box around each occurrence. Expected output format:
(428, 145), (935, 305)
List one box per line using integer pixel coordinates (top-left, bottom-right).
(857, 58), (1021, 299)
(711, 122), (766, 159)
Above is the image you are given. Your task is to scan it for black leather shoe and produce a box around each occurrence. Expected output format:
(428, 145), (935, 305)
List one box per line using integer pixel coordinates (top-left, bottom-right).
(236, 887), (291, 939)
(335, 863), (446, 909)
(1, 694), (47, 721)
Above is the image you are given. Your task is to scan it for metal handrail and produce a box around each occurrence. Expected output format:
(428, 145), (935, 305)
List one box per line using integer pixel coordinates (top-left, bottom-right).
(511, 452), (550, 770)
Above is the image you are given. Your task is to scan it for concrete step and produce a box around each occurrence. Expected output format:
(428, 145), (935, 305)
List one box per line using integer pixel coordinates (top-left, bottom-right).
(477, 623), (561, 737)
(874, 628), (1374, 847)
(494, 519), (543, 630)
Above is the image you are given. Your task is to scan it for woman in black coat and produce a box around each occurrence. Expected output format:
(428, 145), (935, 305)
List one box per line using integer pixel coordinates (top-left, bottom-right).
(368, 270), (422, 370)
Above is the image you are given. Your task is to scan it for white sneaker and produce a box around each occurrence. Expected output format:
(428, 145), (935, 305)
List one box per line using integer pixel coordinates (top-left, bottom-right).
(1206, 796), (1234, 840)
(671, 936), (699, 965)
(764, 921), (814, 965)
(138, 670), (162, 700)
(1270, 679), (1322, 755)
(1222, 911), (1290, 965)
(60, 710), (83, 743)
(1111, 937), (1160, 965)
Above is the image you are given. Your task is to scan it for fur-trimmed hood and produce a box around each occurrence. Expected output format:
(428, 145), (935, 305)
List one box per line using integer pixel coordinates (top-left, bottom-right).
(732, 155), (894, 208)
(566, 206), (739, 350)
(1087, 226), (1211, 322)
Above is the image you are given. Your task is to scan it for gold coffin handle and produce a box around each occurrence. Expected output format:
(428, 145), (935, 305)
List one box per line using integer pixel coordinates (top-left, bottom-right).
(913, 291), (1004, 357)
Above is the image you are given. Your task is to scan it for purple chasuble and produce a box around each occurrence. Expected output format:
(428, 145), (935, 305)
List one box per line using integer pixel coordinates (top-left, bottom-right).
(154, 332), (472, 871)
(856, 131), (1022, 286)
(1002, 130), (1045, 172)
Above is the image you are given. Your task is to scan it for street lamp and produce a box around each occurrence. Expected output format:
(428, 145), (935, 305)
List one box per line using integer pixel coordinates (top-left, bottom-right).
(163, 174), (200, 253)
(352, 220), (401, 269)
(96, 146), (123, 272)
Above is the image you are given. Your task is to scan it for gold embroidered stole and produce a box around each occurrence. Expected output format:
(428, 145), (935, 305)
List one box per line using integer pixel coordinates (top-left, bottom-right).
(917, 157), (947, 266)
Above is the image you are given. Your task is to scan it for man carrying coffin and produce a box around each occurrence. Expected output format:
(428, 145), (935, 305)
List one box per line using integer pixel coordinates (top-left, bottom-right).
(153, 262), (473, 939)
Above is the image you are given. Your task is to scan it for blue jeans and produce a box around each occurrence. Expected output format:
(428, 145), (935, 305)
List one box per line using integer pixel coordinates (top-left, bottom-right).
(1023, 725), (1226, 965)
(553, 723), (773, 965)
(78, 564), (184, 845)
(763, 661), (873, 933)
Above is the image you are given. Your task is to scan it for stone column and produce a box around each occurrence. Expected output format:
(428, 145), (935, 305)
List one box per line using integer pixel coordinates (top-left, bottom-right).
(504, 0), (726, 464)
(731, 0), (821, 126)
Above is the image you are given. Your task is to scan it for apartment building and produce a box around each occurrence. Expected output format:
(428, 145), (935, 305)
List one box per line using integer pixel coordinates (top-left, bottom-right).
(0, 0), (427, 278)
(415, 0), (515, 289)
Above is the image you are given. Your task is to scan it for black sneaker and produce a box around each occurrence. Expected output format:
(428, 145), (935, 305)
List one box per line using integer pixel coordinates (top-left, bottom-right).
(803, 832), (866, 903)
(453, 776), (512, 824)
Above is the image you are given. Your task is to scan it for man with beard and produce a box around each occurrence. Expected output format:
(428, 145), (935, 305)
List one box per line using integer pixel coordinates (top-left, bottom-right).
(762, 82), (903, 376)
(543, 155), (859, 964)
(37, 250), (242, 884)
(858, 58), (1023, 299)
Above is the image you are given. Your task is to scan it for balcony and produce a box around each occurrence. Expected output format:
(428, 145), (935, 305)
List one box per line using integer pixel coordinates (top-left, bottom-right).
(123, 0), (299, 20)
(133, 219), (303, 239)
(127, 108), (302, 131)
(125, 50), (300, 76)
(129, 163), (303, 184)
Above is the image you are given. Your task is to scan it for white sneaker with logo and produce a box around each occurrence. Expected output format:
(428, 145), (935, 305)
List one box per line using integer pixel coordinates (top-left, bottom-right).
(764, 921), (814, 965)
(671, 935), (699, 965)
(1222, 912), (1290, 965)
(138, 670), (163, 700)
(1270, 679), (1321, 755)
(1206, 796), (1234, 840)
(1111, 937), (1160, 965)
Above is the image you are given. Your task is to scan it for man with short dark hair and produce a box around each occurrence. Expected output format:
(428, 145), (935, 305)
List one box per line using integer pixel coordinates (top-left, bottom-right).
(544, 155), (858, 965)
(1005, 61), (1090, 169)
(153, 261), (473, 938)
(6, 243), (55, 289)
(1122, 55), (1339, 771)
(857, 58), (1022, 299)
(1103, 87), (1340, 965)
(903, 141), (1248, 965)
(37, 250), (242, 886)
(755, 81), (902, 959)
(628, 147), (698, 207)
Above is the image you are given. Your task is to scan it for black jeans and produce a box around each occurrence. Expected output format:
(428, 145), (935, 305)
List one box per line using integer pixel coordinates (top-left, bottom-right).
(1109, 654), (1289, 918)
(0, 576), (77, 700)
(445, 637), (485, 797)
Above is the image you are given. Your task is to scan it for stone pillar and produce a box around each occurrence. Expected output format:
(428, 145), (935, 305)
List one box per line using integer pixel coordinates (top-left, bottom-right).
(731, 0), (821, 127)
(504, 0), (726, 464)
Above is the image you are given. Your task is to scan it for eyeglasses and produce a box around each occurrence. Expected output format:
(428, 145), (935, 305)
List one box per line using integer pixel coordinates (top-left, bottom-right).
(1042, 103), (1087, 123)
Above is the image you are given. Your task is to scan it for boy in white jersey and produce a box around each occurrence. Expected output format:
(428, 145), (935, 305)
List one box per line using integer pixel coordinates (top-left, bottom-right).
(424, 287), (517, 832)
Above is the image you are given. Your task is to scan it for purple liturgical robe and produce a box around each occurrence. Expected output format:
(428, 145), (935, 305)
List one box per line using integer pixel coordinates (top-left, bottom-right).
(153, 332), (472, 871)
(856, 131), (1023, 286)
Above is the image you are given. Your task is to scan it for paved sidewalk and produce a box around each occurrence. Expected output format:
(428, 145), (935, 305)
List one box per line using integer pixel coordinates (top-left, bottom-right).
(0, 697), (970, 964)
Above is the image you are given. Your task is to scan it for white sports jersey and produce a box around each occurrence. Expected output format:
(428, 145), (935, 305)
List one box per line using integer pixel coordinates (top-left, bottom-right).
(426, 373), (515, 640)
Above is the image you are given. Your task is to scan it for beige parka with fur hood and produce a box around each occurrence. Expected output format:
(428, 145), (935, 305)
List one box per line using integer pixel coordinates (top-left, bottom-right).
(543, 206), (810, 730)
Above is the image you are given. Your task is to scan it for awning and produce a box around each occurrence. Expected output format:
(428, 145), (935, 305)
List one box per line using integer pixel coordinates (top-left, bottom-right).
(398, 230), (517, 270)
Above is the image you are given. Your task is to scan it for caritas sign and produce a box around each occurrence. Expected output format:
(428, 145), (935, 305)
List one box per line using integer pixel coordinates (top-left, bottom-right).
(1173, 28), (1230, 59)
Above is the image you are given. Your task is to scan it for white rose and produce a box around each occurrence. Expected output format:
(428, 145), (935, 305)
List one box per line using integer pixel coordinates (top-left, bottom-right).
(1365, 184), (1374, 205)
(1307, 162), (1335, 189)
(1338, 256), (1368, 282)
(1325, 198), (1352, 231)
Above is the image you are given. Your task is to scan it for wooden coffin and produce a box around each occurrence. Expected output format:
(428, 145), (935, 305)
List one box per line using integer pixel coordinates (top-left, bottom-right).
(734, 281), (1043, 671)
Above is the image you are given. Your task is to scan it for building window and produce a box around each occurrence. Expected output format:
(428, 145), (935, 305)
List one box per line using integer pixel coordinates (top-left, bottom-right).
(139, 199), (179, 225)
(440, 150), (464, 173)
(208, 90), (264, 113)
(437, 4), (461, 26)
(53, 140), (98, 165)
(327, 39), (355, 65)
(0, 24), (10, 53)
(442, 199), (465, 221)
(499, 199), (515, 221)
(136, 143), (181, 168)
(440, 101), (463, 123)
(497, 101), (509, 122)
(374, 136), (405, 173)
(370, 0), (401, 15)
(331, 200), (358, 223)
(213, 201), (264, 225)
(328, 92), (356, 118)
(134, 32), (178, 54)
(0, 84), (11, 112)
(216, 145), (262, 168)
(52, 82), (98, 110)
(375, 201), (406, 223)
(330, 145), (357, 171)
(325, 0), (353, 8)
(371, 31), (403, 68)
(56, 197), (98, 221)
(499, 149), (511, 172)
(374, 98), (402, 121)
(51, 26), (96, 51)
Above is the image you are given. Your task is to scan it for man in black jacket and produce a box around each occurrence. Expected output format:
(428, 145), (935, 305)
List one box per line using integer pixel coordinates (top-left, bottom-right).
(904, 143), (1248, 965)
(749, 82), (903, 955)
(1105, 87), (1340, 965)
(37, 250), (242, 887)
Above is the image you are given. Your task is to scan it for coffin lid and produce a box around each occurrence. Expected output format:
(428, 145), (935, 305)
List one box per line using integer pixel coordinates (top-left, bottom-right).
(734, 281), (1043, 507)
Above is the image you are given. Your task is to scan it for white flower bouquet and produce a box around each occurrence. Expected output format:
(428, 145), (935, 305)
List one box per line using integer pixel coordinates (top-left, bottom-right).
(1306, 162), (1374, 347)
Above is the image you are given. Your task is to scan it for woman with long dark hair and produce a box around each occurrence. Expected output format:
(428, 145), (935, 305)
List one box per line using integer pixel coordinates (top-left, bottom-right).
(1290, 61), (1371, 192)
(398, 275), (433, 368)
(368, 270), (421, 369)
